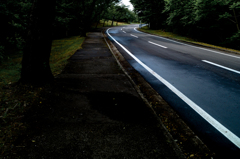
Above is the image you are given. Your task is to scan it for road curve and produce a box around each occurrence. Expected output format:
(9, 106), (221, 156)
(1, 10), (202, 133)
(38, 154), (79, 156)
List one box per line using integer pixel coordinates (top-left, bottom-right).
(106, 24), (240, 157)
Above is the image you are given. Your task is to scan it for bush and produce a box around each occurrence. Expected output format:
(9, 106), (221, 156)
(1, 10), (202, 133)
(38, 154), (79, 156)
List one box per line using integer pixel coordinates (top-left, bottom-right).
(224, 31), (240, 50)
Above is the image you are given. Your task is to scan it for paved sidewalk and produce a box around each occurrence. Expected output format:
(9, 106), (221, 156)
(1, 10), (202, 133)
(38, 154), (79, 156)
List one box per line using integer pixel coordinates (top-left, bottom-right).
(13, 31), (186, 158)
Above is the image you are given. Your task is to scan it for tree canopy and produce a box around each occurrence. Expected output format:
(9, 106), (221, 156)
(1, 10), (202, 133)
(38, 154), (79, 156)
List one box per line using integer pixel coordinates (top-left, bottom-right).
(0, 0), (137, 84)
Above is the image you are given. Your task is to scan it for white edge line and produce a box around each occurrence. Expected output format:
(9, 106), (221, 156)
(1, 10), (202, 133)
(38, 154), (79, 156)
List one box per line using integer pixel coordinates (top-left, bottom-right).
(123, 31), (126, 33)
(107, 28), (240, 148)
(134, 28), (240, 59)
(134, 27), (142, 33)
(148, 41), (167, 49)
(202, 60), (240, 74)
(130, 34), (138, 38)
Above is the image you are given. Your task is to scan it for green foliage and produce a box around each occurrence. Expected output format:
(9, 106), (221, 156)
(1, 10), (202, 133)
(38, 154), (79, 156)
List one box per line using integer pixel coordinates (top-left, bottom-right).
(163, 0), (196, 33)
(53, 0), (75, 38)
(133, 0), (240, 50)
(224, 31), (240, 49)
(106, 4), (136, 24)
(0, 0), (32, 49)
(131, 0), (167, 29)
(52, 0), (123, 37)
(0, 0), (126, 52)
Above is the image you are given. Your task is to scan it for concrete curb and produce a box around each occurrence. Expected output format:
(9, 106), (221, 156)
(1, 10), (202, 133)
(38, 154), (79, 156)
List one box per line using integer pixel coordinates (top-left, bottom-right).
(102, 28), (215, 158)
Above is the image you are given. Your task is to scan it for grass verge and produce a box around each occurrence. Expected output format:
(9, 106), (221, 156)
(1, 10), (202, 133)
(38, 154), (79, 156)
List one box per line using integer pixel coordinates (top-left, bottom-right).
(50, 36), (85, 76)
(93, 20), (129, 28)
(139, 26), (240, 54)
(0, 35), (85, 156)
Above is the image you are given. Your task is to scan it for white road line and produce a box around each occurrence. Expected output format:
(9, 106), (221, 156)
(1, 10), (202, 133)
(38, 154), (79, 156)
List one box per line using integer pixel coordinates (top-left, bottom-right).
(202, 60), (240, 74)
(123, 31), (126, 33)
(135, 28), (240, 59)
(148, 41), (167, 48)
(134, 27), (142, 33)
(130, 34), (138, 38)
(107, 28), (240, 148)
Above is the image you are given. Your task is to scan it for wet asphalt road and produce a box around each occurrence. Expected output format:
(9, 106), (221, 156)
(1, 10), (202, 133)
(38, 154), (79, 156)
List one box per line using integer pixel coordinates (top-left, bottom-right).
(106, 24), (240, 157)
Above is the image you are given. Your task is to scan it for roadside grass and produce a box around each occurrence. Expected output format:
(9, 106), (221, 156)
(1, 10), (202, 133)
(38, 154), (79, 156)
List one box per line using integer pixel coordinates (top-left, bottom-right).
(0, 35), (85, 156)
(139, 26), (240, 54)
(50, 36), (85, 76)
(0, 52), (22, 87)
(93, 20), (129, 28)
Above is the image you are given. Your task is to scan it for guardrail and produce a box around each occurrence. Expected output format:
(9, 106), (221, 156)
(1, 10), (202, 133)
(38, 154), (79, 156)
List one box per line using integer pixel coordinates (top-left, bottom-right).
(139, 24), (148, 28)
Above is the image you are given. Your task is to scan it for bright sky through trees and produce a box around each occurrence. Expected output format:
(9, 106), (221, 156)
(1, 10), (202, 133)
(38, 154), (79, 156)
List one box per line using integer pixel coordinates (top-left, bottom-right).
(121, 0), (133, 10)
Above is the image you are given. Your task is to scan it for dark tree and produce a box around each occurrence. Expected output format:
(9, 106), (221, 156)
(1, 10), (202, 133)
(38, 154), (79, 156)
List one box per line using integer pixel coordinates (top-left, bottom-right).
(131, 0), (166, 29)
(20, 0), (56, 84)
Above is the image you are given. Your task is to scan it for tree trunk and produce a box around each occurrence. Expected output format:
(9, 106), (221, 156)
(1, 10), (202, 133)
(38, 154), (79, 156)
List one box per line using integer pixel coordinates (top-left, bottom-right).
(95, 20), (99, 28)
(111, 16), (114, 26)
(233, 9), (239, 31)
(80, 0), (97, 35)
(20, 0), (56, 84)
(103, 20), (106, 27)
(95, 14), (101, 28)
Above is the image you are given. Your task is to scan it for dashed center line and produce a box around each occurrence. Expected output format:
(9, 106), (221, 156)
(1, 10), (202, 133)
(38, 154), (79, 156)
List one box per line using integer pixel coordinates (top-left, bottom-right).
(130, 34), (138, 38)
(202, 60), (240, 74)
(148, 41), (167, 48)
(135, 27), (240, 59)
(123, 31), (126, 33)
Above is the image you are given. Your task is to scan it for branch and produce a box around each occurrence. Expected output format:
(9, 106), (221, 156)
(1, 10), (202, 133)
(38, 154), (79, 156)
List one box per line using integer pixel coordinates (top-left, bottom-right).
(227, 17), (237, 24)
